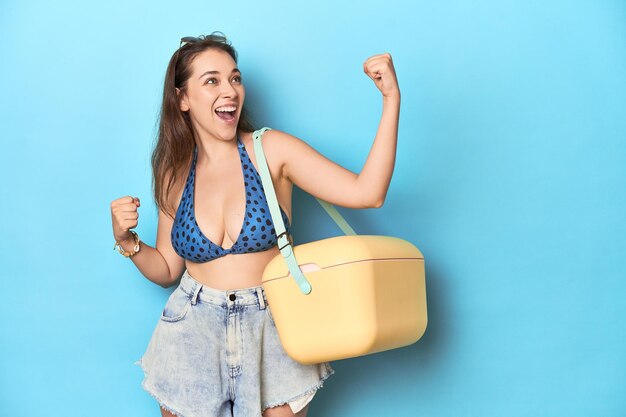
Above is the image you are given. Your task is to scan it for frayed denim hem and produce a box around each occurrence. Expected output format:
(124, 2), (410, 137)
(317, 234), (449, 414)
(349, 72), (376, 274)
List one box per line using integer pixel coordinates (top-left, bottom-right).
(134, 358), (188, 417)
(261, 363), (336, 413)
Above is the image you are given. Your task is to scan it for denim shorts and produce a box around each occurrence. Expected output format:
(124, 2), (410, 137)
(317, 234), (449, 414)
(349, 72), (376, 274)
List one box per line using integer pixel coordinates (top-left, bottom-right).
(135, 269), (335, 417)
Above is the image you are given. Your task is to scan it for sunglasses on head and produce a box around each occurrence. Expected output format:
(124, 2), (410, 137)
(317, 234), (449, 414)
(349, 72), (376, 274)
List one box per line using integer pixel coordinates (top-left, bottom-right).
(174, 33), (228, 63)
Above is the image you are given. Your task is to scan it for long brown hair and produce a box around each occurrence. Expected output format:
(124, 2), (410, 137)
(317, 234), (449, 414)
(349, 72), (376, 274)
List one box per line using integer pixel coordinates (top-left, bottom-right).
(151, 32), (257, 219)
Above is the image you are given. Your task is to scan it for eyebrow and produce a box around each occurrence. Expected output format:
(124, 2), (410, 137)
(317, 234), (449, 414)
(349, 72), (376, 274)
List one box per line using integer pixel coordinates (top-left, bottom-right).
(198, 68), (241, 80)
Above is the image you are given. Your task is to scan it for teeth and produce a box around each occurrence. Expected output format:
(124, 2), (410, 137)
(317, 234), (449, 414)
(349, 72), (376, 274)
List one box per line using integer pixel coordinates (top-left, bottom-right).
(216, 106), (237, 112)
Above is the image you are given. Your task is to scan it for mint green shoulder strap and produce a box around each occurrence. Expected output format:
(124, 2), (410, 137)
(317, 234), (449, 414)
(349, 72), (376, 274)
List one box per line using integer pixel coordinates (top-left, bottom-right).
(252, 127), (357, 295)
(315, 199), (357, 236)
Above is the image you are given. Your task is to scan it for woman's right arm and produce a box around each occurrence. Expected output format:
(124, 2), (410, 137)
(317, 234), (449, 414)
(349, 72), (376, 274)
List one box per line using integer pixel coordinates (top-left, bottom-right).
(111, 196), (185, 288)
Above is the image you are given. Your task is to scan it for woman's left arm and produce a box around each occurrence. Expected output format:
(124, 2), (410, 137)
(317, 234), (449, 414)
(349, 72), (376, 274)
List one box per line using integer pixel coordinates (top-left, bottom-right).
(269, 53), (400, 209)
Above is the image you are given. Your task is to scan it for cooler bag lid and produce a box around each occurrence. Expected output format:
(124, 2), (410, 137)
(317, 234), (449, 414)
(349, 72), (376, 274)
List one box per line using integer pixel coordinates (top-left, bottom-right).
(262, 235), (424, 282)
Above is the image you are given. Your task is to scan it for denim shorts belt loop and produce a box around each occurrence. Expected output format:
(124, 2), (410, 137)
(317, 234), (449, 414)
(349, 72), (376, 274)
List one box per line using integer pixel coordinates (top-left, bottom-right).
(135, 269), (335, 417)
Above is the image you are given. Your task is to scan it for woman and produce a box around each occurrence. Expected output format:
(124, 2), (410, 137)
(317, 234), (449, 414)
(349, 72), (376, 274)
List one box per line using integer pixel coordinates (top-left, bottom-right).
(110, 32), (400, 417)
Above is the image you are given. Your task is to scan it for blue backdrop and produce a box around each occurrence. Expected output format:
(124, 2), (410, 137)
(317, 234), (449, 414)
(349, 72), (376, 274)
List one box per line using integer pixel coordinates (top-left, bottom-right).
(1, 0), (624, 416)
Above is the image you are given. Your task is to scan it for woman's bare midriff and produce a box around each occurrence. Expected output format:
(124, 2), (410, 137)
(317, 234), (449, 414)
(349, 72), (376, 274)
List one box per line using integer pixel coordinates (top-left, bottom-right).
(185, 247), (281, 290)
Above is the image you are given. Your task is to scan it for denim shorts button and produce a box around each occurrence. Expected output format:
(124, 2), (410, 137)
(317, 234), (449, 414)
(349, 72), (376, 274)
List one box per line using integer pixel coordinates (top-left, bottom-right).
(229, 294), (236, 301)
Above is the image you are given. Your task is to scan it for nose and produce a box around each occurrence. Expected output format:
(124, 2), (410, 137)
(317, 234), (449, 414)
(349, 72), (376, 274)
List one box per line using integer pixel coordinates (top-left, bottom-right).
(219, 80), (239, 98)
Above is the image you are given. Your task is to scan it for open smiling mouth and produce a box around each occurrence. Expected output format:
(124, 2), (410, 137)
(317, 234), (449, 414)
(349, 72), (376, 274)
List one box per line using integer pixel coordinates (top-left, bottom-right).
(215, 106), (237, 123)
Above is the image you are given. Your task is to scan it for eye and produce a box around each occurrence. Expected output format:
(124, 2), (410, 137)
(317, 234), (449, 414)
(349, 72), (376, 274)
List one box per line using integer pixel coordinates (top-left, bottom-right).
(232, 75), (242, 83)
(204, 77), (217, 85)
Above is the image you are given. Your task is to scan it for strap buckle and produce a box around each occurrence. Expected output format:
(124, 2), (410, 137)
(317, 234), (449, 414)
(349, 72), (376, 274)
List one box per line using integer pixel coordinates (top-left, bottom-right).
(277, 231), (293, 250)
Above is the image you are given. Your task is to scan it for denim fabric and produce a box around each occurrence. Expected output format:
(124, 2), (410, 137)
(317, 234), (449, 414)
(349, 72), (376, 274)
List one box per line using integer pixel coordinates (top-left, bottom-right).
(135, 269), (335, 417)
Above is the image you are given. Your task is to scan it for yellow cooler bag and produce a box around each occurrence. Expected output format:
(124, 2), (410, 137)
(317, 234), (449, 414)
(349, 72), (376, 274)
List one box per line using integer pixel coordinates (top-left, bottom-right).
(253, 128), (427, 365)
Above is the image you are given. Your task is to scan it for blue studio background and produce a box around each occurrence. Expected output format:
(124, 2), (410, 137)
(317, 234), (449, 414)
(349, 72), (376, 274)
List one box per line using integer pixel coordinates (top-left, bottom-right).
(1, 0), (624, 416)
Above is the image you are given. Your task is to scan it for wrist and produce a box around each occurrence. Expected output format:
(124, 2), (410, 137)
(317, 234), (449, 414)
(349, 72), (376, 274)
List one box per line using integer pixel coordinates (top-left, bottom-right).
(114, 231), (142, 258)
(382, 93), (401, 103)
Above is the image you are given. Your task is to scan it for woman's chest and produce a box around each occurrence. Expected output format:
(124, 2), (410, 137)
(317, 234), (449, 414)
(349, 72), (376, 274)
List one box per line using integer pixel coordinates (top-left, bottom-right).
(190, 146), (292, 250)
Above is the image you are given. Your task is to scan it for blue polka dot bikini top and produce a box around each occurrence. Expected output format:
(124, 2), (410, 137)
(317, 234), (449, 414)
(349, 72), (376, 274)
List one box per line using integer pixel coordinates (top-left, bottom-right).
(171, 135), (292, 262)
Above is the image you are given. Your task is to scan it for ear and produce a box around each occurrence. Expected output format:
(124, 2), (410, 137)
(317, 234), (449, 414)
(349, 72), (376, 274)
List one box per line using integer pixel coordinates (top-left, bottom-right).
(176, 87), (190, 112)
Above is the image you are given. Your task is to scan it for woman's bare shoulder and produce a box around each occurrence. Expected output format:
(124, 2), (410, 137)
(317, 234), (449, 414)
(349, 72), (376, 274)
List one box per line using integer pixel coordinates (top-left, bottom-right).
(240, 128), (294, 180)
(243, 127), (302, 157)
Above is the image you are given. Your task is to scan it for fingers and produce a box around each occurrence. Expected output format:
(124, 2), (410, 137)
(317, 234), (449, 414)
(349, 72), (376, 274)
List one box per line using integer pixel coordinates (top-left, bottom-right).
(363, 53), (394, 81)
(111, 195), (141, 241)
(119, 211), (139, 221)
(111, 195), (140, 210)
(363, 53), (392, 68)
(363, 52), (392, 66)
(362, 52), (400, 98)
(123, 218), (139, 232)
